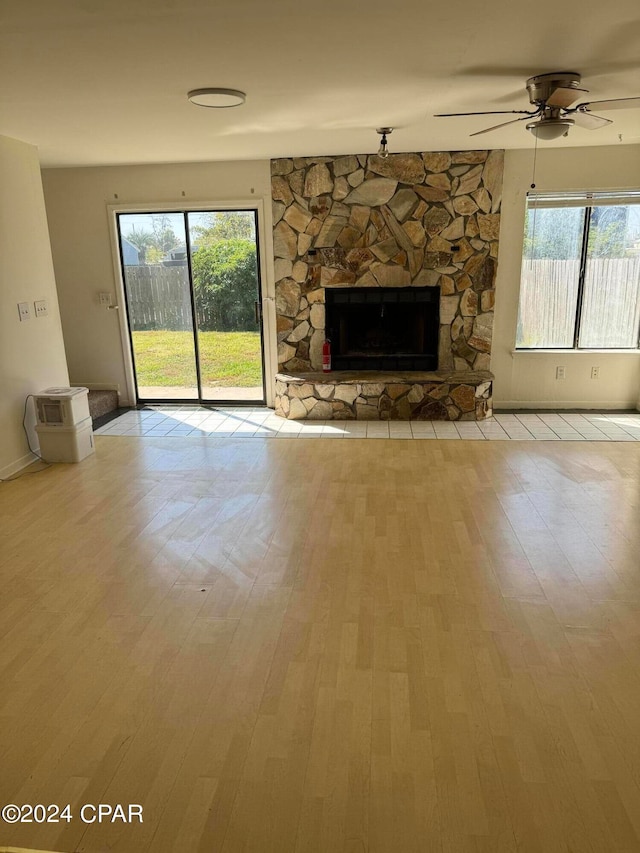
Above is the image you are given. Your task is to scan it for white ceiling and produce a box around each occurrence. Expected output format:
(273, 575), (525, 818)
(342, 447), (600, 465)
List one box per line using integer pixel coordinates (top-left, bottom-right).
(1, 0), (639, 167)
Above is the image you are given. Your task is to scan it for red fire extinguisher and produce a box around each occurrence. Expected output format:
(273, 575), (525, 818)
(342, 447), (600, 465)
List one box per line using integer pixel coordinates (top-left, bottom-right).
(322, 338), (332, 373)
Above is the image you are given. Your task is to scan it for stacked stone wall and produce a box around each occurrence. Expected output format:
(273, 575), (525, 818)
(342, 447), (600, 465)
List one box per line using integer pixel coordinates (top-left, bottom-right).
(271, 150), (504, 374)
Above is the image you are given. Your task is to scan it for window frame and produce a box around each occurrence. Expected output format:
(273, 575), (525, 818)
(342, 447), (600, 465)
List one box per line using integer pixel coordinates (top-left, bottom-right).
(516, 190), (640, 352)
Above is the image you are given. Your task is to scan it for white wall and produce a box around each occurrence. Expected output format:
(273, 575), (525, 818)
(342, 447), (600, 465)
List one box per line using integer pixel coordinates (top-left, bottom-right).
(42, 160), (275, 406)
(0, 135), (69, 478)
(493, 144), (640, 409)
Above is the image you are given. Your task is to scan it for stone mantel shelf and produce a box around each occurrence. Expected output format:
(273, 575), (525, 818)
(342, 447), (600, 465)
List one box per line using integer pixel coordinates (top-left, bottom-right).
(277, 369), (493, 385)
(275, 370), (494, 421)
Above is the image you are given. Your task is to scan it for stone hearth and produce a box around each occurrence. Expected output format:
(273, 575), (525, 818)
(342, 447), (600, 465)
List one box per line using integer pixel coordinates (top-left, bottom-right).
(275, 370), (493, 421)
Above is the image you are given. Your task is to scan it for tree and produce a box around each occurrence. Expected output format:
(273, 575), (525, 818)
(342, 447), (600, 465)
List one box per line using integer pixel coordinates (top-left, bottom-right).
(123, 215), (181, 263)
(522, 207), (583, 259)
(150, 215), (181, 257)
(191, 239), (258, 331)
(523, 205), (634, 260)
(587, 207), (629, 258)
(191, 211), (255, 246)
(125, 226), (155, 263)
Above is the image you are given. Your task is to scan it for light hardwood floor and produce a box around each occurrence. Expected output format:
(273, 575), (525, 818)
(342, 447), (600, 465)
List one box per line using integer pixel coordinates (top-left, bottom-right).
(1, 435), (640, 852)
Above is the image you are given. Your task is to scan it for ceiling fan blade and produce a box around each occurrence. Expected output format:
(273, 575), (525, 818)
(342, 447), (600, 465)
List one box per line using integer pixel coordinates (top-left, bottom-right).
(576, 96), (640, 111)
(547, 86), (588, 108)
(434, 110), (535, 117)
(469, 116), (532, 136)
(573, 111), (613, 130)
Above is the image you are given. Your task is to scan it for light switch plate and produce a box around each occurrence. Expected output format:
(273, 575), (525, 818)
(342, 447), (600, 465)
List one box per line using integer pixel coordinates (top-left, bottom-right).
(34, 299), (49, 317)
(18, 302), (31, 321)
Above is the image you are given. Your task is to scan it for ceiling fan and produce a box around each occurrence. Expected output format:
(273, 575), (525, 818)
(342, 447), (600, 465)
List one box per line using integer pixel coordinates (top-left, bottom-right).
(435, 72), (640, 140)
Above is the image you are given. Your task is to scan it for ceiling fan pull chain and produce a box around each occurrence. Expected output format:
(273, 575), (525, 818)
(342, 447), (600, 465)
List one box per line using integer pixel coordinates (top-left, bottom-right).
(530, 133), (539, 189)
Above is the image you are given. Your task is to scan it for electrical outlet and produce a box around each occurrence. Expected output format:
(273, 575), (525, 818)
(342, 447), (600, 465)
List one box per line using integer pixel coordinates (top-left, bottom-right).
(556, 366), (566, 380)
(18, 302), (31, 321)
(99, 292), (113, 307)
(591, 366), (600, 379)
(34, 299), (49, 317)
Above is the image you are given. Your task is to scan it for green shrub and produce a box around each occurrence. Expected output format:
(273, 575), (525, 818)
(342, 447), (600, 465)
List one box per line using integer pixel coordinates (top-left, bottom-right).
(192, 239), (258, 331)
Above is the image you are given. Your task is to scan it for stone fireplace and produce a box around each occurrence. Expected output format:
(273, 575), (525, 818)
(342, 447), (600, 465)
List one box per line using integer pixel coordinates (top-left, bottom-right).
(271, 149), (503, 419)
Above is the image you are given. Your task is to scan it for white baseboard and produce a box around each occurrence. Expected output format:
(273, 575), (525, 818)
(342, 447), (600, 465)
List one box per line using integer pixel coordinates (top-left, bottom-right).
(495, 399), (639, 411)
(0, 450), (40, 480)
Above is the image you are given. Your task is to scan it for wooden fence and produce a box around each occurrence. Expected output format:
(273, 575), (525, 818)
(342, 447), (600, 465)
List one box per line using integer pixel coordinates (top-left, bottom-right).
(124, 265), (193, 331)
(123, 264), (255, 331)
(517, 257), (640, 348)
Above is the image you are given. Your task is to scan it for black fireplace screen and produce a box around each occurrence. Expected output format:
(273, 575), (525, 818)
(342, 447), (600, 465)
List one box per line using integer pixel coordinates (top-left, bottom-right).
(325, 287), (439, 371)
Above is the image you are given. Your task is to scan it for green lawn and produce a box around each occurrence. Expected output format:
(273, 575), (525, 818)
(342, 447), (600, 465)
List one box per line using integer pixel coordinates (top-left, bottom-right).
(131, 330), (262, 387)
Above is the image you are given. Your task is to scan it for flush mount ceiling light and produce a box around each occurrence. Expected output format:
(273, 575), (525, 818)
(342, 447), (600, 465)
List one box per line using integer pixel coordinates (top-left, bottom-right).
(187, 88), (246, 108)
(376, 127), (393, 158)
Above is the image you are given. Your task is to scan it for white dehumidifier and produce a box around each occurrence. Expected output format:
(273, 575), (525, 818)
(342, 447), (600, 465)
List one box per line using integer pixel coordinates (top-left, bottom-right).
(33, 387), (95, 463)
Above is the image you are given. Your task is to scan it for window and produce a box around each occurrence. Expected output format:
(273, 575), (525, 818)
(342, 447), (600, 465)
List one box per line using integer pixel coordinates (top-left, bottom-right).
(516, 191), (640, 350)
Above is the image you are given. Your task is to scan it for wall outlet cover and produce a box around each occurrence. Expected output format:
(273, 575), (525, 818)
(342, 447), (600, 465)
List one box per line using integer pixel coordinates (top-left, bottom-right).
(18, 302), (31, 321)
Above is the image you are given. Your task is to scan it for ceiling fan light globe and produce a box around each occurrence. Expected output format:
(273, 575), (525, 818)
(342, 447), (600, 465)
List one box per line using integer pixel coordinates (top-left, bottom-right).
(526, 118), (574, 140)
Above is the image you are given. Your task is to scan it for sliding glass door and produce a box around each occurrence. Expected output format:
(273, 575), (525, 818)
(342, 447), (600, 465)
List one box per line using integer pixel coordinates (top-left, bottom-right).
(117, 209), (265, 404)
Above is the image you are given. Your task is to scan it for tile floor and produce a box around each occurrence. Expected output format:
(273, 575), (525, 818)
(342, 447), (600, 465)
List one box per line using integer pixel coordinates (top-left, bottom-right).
(94, 407), (640, 441)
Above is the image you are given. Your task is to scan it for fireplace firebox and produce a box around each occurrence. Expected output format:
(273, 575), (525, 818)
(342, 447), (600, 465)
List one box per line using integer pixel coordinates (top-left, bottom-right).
(325, 287), (439, 371)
